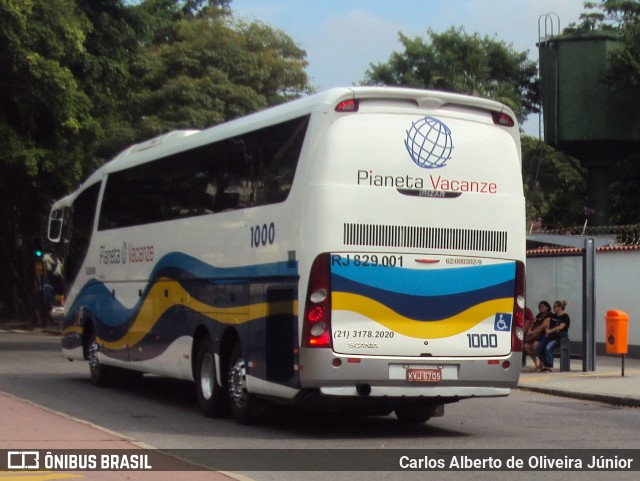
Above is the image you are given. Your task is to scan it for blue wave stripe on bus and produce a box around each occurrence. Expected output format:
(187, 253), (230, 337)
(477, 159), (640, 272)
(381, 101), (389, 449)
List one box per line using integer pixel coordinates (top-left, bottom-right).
(65, 280), (133, 328)
(66, 253), (299, 328)
(67, 277), (297, 348)
(95, 304), (193, 347)
(152, 252), (298, 281)
(331, 259), (514, 297)
(97, 304), (285, 361)
(67, 276), (244, 331)
(332, 274), (513, 321)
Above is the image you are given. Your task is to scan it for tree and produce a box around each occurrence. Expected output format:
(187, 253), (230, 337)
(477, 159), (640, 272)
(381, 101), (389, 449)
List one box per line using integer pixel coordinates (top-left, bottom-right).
(133, 0), (230, 46)
(609, 152), (640, 224)
(73, 0), (146, 163)
(130, 5), (311, 137)
(521, 137), (588, 231)
(565, 1), (640, 86)
(0, 0), (151, 323)
(0, 0), (313, 323)
(362, 27), (538, 124)
(0, 0), (100, 323)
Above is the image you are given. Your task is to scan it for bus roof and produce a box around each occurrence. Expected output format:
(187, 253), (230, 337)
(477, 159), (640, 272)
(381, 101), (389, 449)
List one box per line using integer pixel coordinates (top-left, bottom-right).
(62, 87), (518, 200)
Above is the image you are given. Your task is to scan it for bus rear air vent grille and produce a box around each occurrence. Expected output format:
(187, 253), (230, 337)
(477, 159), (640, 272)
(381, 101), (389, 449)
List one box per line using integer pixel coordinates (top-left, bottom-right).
(343, 223), (508, 253)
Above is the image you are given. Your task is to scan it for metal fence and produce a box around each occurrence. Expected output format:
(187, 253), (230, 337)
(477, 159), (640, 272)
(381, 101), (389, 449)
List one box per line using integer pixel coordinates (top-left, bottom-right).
(531, 224), (640, 246)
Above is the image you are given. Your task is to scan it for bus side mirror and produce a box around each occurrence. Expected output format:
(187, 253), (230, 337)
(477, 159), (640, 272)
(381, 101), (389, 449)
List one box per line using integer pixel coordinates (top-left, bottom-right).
(48, 209), (63, 242)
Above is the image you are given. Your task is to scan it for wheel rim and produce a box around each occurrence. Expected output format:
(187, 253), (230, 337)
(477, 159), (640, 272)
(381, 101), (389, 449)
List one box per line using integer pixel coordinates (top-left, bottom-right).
(200, 352), (214, 400)
(228, 355), (248, 408)
(89, 341), (100, 374)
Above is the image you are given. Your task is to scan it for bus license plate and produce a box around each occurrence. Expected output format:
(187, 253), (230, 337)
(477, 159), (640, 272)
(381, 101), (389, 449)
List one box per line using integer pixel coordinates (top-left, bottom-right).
(406, 368), (442, 382)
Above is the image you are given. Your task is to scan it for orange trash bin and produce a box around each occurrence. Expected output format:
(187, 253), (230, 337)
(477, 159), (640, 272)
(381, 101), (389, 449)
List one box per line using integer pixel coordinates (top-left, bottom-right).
(605, 310), (629, 355)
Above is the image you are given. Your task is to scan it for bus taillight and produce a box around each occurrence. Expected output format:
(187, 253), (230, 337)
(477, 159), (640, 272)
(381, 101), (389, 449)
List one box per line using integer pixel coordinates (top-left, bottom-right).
(491, 111), (515, 127)
(335, 99), (359, 112)
(511, 261), (526, 353)
(302, 254), (332, 348)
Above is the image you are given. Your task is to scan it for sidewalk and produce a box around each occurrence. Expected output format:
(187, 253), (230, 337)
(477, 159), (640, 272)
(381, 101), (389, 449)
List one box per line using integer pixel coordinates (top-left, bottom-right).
(518, 354), (640, 407)
(0, 391), (243, 481)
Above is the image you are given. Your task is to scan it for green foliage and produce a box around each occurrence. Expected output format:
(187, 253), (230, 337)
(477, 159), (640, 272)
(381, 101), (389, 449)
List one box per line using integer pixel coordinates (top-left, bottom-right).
(0, 0), (312, 322)
(609, 152), (640, 224)
(362, 27), (538, 123)
(604, 0), (640, 87)
(575, 1), (640, 30)
(130, 6), (311, 137)
(0, 0), (100, 323)
(133, 0), (230, 46)
(566, 1), (640, 86)
(521, 136), (588, 230)
(73, 1), (146, 162)
(0, 0), (94, 189)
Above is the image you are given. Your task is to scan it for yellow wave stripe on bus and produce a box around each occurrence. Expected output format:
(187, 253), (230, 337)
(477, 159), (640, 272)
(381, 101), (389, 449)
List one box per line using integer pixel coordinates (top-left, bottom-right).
(332, 292), (513, 338)
(98, 278), (297, 351)
(62, 325), (83, 336)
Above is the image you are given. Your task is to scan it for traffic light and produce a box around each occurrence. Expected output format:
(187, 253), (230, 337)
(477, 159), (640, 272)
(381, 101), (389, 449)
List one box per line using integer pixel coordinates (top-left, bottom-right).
(33, 237), (44, 259)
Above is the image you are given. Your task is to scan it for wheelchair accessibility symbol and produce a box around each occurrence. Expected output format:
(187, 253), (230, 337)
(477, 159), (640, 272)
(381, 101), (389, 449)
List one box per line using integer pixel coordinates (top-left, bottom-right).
(494, 313), (512, 332)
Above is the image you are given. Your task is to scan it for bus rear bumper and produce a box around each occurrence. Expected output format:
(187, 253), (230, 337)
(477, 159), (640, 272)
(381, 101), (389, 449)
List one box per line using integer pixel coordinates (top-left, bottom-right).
(298, 348), (521, 399)
(318, 385), (510, 398)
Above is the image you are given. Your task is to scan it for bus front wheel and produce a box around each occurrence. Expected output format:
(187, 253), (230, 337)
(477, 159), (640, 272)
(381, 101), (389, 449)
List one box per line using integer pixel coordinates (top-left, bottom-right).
(87, 328), (110, 387)
(195, 337), (228, 417)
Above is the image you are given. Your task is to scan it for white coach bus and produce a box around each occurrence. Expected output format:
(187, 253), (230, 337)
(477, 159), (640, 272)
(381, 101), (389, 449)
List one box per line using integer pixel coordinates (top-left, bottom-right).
(48, 87), (526, 424)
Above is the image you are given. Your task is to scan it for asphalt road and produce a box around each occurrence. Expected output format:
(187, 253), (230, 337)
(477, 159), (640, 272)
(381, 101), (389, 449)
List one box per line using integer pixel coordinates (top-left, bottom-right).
(1, 329), (639, 481)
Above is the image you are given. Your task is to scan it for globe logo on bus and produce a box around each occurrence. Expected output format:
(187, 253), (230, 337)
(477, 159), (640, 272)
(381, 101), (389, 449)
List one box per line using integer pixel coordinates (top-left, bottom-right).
(404, 116), (453, 168)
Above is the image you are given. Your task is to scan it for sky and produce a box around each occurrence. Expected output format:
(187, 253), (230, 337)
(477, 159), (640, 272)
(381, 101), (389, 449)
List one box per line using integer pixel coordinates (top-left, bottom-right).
(229, 0), (588, 135)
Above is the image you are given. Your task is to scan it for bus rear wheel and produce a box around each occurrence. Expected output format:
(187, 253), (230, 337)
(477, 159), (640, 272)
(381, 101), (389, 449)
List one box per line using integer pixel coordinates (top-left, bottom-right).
(195, 337), (228, 417)
(227, 343), (257, 424)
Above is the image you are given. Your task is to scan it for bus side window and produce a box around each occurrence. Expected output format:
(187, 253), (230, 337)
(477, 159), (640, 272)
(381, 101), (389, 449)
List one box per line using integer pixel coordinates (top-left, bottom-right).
(48, 209), (64, 242)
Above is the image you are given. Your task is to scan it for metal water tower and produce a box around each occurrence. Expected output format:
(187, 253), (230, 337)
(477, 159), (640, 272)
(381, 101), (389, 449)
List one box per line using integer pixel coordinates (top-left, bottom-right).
(538, 14), (640, 225)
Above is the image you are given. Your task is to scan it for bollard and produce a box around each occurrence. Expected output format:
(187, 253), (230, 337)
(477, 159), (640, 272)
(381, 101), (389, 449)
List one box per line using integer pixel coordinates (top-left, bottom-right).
(560, 337), (570, 372)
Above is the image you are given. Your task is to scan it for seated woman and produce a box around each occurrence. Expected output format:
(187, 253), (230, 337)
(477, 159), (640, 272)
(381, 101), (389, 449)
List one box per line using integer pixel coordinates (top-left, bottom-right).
(536, 300), (571, 372)
(523, 301), (551, 371)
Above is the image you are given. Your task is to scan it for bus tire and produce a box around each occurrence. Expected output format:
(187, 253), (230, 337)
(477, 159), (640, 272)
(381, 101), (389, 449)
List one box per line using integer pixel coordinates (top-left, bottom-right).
(88, 328), (110, 387)
(394, 404), (432, 423)
(227, 343), (257, 424)
(195, 337), (228, 418)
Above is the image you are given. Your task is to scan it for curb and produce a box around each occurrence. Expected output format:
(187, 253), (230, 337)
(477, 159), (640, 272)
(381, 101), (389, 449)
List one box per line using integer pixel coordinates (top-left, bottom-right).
(517, 385), (640, 408)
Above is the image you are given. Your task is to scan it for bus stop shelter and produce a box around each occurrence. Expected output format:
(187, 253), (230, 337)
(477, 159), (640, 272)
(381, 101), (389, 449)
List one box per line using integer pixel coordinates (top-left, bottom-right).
(526, 234), (616, 372)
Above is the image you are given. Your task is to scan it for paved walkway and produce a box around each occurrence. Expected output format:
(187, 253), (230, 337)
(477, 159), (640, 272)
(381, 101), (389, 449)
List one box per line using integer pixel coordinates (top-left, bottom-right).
(0, 392), (241, 481)
(519, 353), (640, 407)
